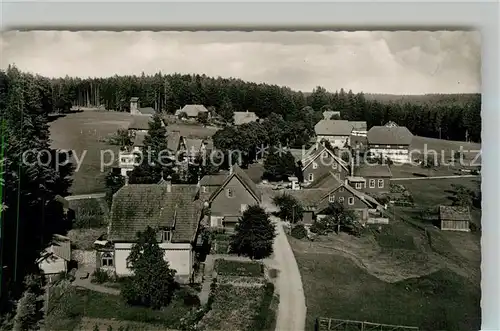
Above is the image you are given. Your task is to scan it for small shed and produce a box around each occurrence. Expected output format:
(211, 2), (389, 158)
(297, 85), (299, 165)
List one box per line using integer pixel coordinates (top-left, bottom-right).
(439, 205), (471, 232)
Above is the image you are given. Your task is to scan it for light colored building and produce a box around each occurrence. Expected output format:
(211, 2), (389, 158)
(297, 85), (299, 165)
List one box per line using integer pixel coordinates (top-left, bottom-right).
(314, 120), (352, 148)
(367, 124), (413, 163)
(100, 181), (205, 283)
(176, 104), (210, 119)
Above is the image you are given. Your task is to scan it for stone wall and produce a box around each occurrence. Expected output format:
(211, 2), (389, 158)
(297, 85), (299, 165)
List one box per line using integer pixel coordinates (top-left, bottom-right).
(72, 249), (96, 266)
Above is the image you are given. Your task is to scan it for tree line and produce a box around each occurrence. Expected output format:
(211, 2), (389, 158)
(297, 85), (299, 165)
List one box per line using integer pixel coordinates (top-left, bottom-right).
(42, 72), (480, 143)
(0, 65), (74, 323)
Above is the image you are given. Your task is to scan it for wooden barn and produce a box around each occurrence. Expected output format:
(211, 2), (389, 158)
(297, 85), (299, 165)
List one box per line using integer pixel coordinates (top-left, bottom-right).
(439, 205), (471, 232)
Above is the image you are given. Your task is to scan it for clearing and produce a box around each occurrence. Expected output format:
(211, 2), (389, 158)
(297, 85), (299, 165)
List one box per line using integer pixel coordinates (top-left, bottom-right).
(49, 109), (219, 194)
(290, 177), (481, 331)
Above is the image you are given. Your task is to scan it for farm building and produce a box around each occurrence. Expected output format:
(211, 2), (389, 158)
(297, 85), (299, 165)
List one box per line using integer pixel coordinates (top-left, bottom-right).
(176, 104), (210, 119)
(367, 123), (413, 163)
(128, 115), (154, 134)
(350, 121), (367, 137)
(129, 97), (155, 116)
(439, 205), (471, 232)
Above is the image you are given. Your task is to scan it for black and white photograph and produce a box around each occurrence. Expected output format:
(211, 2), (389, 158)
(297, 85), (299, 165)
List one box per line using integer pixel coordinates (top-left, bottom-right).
(0, 30), (481, 331)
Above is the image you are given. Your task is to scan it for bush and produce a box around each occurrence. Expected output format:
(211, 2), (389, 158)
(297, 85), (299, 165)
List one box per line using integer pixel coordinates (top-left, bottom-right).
(91, 269), (110, 284)
(175, 287), (201, 307)
(291, 224), (307, 239)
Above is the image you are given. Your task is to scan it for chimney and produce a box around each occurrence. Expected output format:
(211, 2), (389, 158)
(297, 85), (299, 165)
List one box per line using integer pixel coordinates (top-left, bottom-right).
(166, 175), (172, 193)
(124, 175), (129, 186)
(130, 97), (139, 115)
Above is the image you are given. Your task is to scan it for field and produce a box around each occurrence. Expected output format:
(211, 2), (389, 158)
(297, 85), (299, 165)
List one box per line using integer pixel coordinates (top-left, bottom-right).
(289, 177), (481, 331)
(49, 109), (219, 194)
(45, 285), (193, 331)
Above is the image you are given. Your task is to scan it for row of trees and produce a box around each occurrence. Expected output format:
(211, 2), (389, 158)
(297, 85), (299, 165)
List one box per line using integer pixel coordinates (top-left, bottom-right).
(42, 72), (480, 142)
(0, 66), (75, 323)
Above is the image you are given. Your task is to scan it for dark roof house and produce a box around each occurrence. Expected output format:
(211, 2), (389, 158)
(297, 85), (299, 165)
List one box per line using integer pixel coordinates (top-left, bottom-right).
(108, 184), (203, 243)
(367, 126), (413, 146)
(128, 116), (152, 131)
(438, 205), (471, 232)
(208, 165), (261, 203)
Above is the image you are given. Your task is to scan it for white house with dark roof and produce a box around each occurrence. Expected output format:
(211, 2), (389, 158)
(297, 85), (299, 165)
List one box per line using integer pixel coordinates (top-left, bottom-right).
(38, 234), (72, 281)
(367, 123), (413, 163)
(314, 120), (353, 148)
(176, 104), (210, 119)
(100, 180), (206, 283)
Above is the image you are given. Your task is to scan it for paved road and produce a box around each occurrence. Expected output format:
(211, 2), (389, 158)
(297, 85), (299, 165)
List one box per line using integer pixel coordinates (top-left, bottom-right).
(271, 217), (307, 331)
(65, 192), (106, 201)
(391, 174), (479, 181)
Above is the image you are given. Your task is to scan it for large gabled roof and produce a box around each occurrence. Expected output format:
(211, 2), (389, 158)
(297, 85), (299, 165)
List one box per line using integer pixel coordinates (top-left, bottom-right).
(178, 104), (209, 117)
(315, 120), (353, 136)
(109, 184), (202, 243)
(301, 144), (349, 172)
(367, 126), (413, 145)
(208, 165), (261, 203)
(439, 205), (471, 221)
(128, 115), (152, 130)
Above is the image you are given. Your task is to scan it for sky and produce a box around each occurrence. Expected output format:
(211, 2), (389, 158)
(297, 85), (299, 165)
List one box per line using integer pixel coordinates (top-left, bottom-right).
(0, 30), (481, 95)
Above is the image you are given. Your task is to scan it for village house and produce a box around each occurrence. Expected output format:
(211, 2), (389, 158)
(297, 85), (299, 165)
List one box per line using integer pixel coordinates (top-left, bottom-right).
(322, 110), (341, 120)
(37, 234), (72, 282)
(367, 123), (413, 163)
(98, 180), (206, 283)
(300, 144), (349, 186)
(129, 97), (156, 116)
(127, 115), (154, 137)
(176, 104), (210, 120)
(439, 205), (471, 232)
(199, 165), (261, 230)
(314, 120), (352, 148)
(233, 111), (259, 125)
(286, 174), (387, 225)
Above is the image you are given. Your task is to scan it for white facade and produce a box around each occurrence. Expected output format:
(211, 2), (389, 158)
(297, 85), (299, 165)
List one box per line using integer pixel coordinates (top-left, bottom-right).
(113, 242), (194, 278)
(368, 147), (410, 163)
(351, 130), (367, 137)
(316, 135), (350, 148)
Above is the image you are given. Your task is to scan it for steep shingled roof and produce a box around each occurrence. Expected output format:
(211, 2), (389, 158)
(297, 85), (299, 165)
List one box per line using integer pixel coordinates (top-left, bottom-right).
(367, 126), (413, 145)
(315, 120), (353, 136)
(178, 104), (209, 117)
(208, 165), (261, 203)
(322, 110), (341, 120)
(167, 131), (182, 152)
(301, 144), (349, 172)
(350, 121), (367, 131)
(354, 164), (393, 178)
(137, 107), (155, 115)
(133, 131), (147, 147)
(109, 184), (202, 243)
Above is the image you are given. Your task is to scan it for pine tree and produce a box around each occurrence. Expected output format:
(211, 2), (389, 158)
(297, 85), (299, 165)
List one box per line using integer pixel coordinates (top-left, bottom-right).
(230, 205), (276, 259)
(129, 114), (174, 184)
(123, 227), (177, 309)
(13, 275), (45, 331)
(218, 95), (234, 125)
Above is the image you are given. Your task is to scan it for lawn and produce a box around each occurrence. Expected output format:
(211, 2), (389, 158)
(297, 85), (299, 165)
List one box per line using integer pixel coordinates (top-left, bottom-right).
(49, 109), (219, 194)
(45, 286), (193, 331)
(410, 136), (481, 165)
(214, 260), (264, 277)
(291, 250), (480, 331)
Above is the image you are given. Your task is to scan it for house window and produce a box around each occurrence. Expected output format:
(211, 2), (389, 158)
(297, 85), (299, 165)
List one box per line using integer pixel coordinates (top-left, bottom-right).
(339, 187), (344, 192)
(322, 151), (328, 158)
(355, 183), (362, 189)
(348, 197), (355, 205)
(308, 173), (314, 181)
(329, 194), (335, 203)
(312, 162), (318, 169)
(378, 179), (384, 188)
(202, 186), (208, 193)
(332, 162), (337, 169)
(161, 230), (172, 242)
(101, 252), (113, 267)
(338, 197), (345, 203)
(226, 188), (234, 198)
(369, 179), (376, 188)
